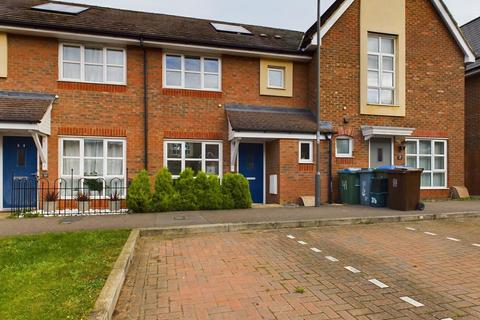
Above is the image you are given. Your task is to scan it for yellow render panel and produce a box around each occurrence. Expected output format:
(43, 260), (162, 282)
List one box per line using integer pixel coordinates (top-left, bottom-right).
(260, 59), (293, 97)
(360, 0), (406, 117)
(0, 33), (6, 78)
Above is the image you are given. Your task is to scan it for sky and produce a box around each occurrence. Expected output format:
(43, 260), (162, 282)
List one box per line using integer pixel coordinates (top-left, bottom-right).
(67, 0), (480, 32)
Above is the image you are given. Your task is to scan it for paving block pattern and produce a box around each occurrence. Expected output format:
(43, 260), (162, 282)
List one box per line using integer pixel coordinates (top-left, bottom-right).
(114, 219), (480, 319)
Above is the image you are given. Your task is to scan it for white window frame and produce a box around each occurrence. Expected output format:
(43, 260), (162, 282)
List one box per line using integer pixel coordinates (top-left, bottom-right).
(58, 137), (127, 198)
(267, 66), (285, 89)
(59, 43), (127, 85)
(298, 141), (313, 164)
(163, 53), (222, 91)
(335, 136), (353, 158)
(164, 140), (223, 178)
(367, 34), (396, 106)
(405, 139), (448, 189)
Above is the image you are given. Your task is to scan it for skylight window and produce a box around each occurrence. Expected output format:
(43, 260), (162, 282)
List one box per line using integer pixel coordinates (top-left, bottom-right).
(211, 23), (252, 35)
(32, 3), (89, 15)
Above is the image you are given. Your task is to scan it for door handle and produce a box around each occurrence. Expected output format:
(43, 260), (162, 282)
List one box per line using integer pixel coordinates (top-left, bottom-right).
(246, 177), (256, 181)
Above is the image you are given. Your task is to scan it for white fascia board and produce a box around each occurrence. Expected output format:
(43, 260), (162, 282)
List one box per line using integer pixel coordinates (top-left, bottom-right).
(37, 104), (52, 136)
(230, 130), (325, 141)
(361, 126), (415, 140)
(430, 0), (476, 63)
(0, 25), (311, 62)
(308, 0), (475, 64)
(309, 0), (356, 46)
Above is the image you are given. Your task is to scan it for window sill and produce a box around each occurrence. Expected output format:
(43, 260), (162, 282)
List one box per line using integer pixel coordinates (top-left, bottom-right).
(420, 187), (449, 190)
(367, 103), (400, 108)
(58, 81), (127, 93)
(336, 155), (353, 159)
(162, 88), (223, 98)
(267, 86), (286, 91)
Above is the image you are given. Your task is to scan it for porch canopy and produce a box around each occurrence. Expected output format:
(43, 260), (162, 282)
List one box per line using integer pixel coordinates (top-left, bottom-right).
(226, 104), (334, 171)
(0, 91), (56, 170)
(361, 125), (415, 141)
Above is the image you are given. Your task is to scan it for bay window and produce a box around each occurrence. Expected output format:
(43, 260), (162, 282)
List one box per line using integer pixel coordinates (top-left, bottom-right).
(60, 138), (126, 197)
(164, 54), (221, 91)
(406, 139), (447, 188)
(60, 44), (126, 84)
(368, 34), (396, 105)
(164, 141), (222, 177)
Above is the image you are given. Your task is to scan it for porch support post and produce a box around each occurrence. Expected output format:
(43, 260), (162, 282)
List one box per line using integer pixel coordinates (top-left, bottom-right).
(31, 132), (48, 171)
(230, 139), (241, 172)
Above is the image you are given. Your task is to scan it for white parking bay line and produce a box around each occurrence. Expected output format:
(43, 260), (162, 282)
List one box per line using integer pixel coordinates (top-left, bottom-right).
(400, 296), (424, 308)
(369, 279), (389, 289)
(424, 232), (437, 236)
(441, 318), (454, 320)
(310, 247), (322, 253)
(297, 241), (307, 245)
(287, 235), (295, 239)
(447, 237), (461, 242)
(473, 244), (480, 247)
(325, 256), (339, 262)
(406, 227), (416, 231)
(344, 266), (361, 273)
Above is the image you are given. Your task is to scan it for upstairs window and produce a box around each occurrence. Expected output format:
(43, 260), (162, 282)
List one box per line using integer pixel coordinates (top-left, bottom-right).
(164, 54), (221, 91)
(267, 66), (285, 89)
(60, 44), (126, 84)
(367, 34), (395, 105)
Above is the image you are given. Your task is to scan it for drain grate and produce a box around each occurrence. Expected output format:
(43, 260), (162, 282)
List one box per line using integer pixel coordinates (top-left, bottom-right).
(59, 217), (82, 224)
(174, 216), (186, 221)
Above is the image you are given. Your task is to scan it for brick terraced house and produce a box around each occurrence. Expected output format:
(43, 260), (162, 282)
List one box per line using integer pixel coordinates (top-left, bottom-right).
(0, 0), (474, 209)
(462, 18), (480, 196)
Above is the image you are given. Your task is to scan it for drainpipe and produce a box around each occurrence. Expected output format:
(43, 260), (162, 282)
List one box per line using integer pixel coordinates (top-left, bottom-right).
(328, 135), (333, 204)
(315, 0), (322, 207)
(140, 37), (148, 171)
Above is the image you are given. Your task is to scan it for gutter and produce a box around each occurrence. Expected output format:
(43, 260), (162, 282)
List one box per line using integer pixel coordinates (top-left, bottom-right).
(140, 37), (148, 171)
(0, 24), (312, 62)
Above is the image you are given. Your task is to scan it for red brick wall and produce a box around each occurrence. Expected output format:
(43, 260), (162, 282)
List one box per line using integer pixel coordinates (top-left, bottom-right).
(0, 34), (311, 184)
(0, 0), (467, 205)
(308, 0), (465, 200)
(265, 141), (280, 204)
(465, 74), (480, 195)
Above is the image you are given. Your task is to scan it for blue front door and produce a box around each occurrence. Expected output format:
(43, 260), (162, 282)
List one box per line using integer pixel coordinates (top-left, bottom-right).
(239, 143), (264, 204)
(3, 137), (38, 208)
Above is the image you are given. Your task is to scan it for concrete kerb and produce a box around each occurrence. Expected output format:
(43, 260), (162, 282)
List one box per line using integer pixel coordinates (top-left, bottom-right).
(88, 229), (140, 320)
(88, 210), (480, 320)
(139, 211), (480, 237)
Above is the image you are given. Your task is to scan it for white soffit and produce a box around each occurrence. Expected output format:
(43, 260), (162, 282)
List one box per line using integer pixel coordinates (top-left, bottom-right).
(361, 126), (415, 140)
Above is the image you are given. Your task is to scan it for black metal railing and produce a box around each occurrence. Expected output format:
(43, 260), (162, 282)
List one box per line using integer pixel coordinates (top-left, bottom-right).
(11, 174), (128, 216)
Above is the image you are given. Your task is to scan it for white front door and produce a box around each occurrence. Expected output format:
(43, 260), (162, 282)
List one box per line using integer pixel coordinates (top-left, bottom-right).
(369, 138), (393, 168)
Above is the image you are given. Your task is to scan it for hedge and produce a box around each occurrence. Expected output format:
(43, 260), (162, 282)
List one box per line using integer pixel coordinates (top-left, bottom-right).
(126, 168), (252, 213)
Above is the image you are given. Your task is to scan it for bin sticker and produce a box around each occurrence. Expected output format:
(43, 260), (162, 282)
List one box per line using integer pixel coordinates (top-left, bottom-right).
(392, 178), (398, 189)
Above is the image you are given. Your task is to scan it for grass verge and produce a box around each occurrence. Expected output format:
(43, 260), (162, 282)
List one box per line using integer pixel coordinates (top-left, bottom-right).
(0, 230), (130, 320)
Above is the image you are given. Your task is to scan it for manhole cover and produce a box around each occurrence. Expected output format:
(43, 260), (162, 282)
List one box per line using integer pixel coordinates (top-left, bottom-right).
(174, 216), (186, 221)
(59, 217), (82, 224)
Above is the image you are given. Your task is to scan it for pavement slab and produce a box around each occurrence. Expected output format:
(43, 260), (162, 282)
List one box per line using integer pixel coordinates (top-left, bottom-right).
(1, 200), (479, 237)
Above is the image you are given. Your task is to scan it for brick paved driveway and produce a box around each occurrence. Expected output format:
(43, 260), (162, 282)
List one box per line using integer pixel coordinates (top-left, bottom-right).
(114, 219), (480, 319)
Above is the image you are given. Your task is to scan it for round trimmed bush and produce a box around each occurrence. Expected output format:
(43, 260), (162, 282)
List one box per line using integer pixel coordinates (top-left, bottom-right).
(221, 173), (252, 209)
(152, 168), (176, 212)
(126, 170), (152, 213)
(171, 168), (199, 211)
(194, 172), (224, 210)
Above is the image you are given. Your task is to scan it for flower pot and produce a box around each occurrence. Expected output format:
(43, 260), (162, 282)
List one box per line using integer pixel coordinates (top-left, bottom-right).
(45, 201), (57, 213)
(78, 201), (89, 213)
(109, 200), (121, 212)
